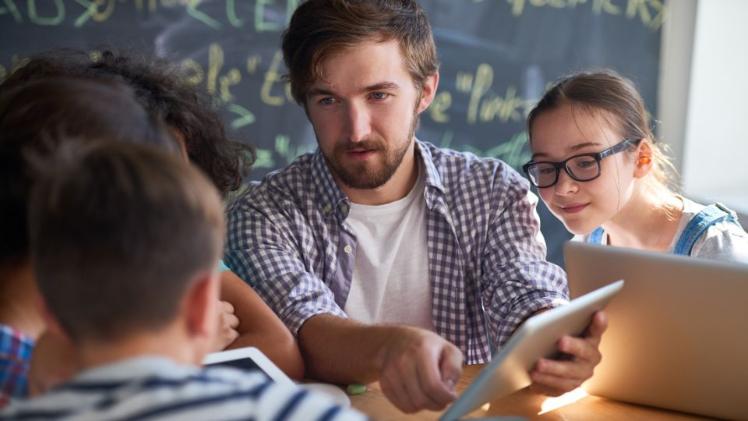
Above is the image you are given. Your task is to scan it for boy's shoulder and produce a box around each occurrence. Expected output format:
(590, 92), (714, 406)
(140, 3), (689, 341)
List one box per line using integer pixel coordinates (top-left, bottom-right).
(0, 358), (264, 419)
(1, 357), (366, 420)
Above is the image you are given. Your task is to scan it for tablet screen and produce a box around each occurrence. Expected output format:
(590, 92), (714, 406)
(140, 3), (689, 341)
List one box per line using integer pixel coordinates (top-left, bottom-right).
(206, 357), (270, 379)
(203, 347), (295, 386)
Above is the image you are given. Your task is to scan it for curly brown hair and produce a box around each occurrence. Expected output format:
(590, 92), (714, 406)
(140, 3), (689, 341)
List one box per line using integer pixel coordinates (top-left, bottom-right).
(1, 48), (255, 195)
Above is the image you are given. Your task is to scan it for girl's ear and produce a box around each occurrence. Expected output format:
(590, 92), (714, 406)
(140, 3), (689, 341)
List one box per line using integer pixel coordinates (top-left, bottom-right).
(633, 139), (654, 179)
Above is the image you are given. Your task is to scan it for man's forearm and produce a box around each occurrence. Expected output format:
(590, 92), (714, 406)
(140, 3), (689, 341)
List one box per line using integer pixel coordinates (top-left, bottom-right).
(299, 313), (465, 413)
(298, 314), (400, 384)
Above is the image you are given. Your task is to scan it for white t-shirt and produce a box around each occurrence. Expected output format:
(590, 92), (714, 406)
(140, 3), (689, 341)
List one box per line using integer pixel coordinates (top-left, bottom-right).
(577, 197), (748, 262)
(343, 167), (434, 330)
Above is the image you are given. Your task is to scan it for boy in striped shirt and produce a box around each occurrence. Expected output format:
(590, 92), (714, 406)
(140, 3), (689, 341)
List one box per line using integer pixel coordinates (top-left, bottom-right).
(0, 142), (364, 421)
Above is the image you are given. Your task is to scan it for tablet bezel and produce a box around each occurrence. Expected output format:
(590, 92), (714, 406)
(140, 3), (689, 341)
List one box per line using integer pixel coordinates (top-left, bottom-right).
(203, 346), (295, 387)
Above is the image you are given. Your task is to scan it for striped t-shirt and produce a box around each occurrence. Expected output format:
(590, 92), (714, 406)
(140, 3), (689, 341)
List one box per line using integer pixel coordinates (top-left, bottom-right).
(0, 356), (366, 420)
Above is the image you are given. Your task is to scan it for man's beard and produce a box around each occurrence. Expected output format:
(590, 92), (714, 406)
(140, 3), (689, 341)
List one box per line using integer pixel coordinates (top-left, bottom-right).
(323, 112), (419, 190)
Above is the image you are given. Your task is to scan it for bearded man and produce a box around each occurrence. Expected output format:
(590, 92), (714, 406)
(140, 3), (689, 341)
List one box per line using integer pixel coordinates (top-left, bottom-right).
(225, 0), (607, 414)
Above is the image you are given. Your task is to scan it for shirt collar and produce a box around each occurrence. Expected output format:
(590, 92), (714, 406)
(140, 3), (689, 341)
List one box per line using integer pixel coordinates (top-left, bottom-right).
(415, 140), (446, 195)
(311, 150), (349, 221)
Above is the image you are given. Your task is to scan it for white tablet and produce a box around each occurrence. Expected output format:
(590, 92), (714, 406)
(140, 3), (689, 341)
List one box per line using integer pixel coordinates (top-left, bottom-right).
(440, 280), (624, 421)
(203, 346), (352, 406)
(203, 346), (295, 387)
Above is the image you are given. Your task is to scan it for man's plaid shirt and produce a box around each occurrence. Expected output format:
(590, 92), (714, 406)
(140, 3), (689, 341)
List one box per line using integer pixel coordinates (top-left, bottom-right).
(226, 140), (568, 363)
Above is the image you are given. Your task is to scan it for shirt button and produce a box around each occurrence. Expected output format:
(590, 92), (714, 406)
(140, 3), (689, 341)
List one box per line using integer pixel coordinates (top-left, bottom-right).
(343, 245), (353, 254)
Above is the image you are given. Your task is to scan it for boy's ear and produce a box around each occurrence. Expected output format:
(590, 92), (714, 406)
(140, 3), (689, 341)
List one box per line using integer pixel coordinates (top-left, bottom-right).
(633, 139), (654, 178)
(37, 296), (72, 342)
(416, 71), (440, 114)
(182, 270), (220, 339)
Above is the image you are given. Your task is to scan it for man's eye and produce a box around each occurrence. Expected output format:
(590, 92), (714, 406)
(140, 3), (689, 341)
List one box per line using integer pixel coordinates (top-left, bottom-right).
(369, 92), (389, 100)
(318, 97), (336, 106)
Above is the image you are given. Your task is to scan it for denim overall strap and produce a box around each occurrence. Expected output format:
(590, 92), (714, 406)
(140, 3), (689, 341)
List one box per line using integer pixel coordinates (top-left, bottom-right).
(587, 227), (606, 245)
(673, 203), (739, 256)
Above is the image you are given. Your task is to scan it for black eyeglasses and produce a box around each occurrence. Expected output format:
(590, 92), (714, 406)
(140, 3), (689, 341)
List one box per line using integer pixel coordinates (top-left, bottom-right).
(522, 138), (641, 188)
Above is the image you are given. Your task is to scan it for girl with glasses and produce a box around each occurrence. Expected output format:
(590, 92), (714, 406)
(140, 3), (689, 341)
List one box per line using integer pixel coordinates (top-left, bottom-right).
(524, 70), (748, 262)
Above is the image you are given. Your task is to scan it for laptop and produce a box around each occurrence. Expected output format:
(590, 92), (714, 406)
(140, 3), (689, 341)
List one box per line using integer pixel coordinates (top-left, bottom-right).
(565, 242), (748, 420)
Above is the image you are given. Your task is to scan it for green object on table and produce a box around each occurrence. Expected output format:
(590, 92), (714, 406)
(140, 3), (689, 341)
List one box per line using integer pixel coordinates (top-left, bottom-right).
(346, 383), (367, 395)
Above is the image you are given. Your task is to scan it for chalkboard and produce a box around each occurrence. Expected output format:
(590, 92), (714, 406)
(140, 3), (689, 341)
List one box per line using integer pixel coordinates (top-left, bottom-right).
(0, 0), (665, 265)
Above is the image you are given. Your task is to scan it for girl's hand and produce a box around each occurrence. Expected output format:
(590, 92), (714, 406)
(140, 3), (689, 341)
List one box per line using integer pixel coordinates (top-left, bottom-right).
(213, 300), (240, 351)
(529, 311), (608, 396)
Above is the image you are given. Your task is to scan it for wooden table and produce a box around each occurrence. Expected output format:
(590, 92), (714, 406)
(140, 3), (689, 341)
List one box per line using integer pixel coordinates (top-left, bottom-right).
(350, 365), (710, 420)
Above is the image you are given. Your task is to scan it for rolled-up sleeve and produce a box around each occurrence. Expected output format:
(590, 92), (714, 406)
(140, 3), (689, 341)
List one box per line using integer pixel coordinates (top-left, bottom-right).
(224, 191), (346, 335)
(480, 173), (569, 349)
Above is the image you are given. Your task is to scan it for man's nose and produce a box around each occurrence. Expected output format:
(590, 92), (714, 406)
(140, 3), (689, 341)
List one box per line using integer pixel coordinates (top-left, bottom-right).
(344, 102), (372, 143)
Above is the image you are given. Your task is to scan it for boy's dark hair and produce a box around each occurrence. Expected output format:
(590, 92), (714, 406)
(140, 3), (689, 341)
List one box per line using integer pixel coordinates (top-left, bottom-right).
(0, 77), (173, 272)
(2, 48), (255, 195)
(282, 0), (438, 105)
(29, 142), (225, 342)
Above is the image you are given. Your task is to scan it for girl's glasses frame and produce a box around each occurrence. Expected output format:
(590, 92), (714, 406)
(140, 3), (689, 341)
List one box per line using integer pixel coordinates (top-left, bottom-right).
(522, 138), (642, 188)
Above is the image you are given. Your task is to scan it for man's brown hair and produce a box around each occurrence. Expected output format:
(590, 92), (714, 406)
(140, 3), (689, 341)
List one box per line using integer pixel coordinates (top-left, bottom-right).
(29, 142), (225, 343)
(282, 0), (439, 105)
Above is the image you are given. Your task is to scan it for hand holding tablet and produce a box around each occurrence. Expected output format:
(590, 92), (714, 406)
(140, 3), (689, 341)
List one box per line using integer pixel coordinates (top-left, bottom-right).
(440, 280), (624, 421)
